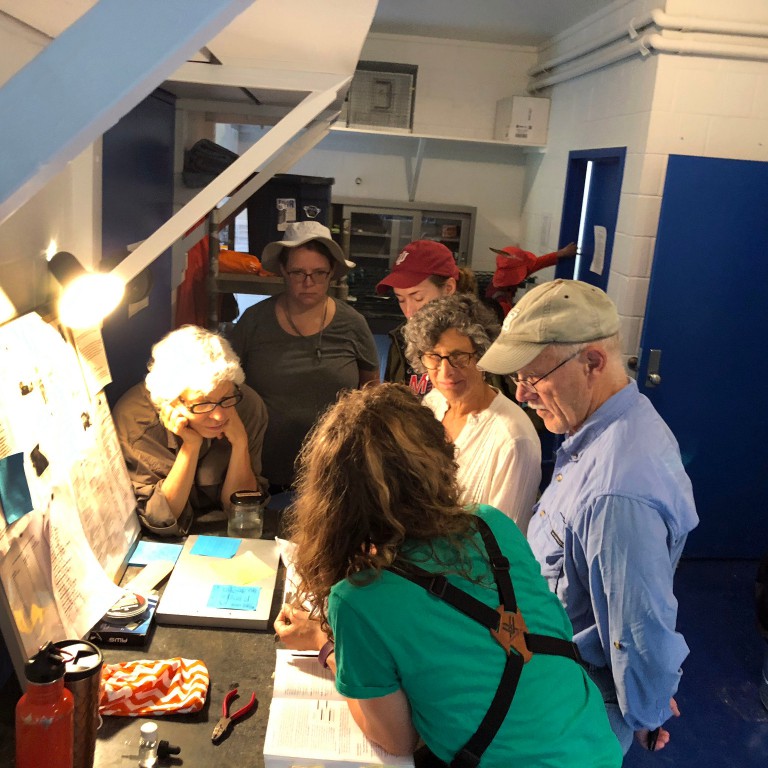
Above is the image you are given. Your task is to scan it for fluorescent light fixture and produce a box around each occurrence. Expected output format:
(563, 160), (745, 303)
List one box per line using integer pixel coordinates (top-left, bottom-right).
(47, 251), (125, 329)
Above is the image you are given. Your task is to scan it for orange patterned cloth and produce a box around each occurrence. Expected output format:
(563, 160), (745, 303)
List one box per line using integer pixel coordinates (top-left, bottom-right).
(99, 657), (209, 716)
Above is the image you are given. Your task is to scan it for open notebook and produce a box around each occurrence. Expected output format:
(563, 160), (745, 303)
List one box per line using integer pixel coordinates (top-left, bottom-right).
(156, 535), (280, 629)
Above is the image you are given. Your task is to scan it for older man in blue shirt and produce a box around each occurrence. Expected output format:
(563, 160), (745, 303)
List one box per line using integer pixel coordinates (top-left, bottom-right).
(478, 279), (698, 755)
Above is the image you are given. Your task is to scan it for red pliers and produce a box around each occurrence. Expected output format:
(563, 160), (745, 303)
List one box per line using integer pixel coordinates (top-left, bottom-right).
(211, 688), (258, 743)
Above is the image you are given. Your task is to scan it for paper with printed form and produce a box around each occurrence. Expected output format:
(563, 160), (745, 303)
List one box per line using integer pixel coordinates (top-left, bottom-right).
(272, 649), (341, 700)
(264, 650), (414, 768)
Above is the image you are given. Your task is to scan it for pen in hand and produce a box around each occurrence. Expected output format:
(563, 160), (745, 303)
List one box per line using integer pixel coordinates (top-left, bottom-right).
(647, 727), (660, 751)
(274, 595), (294, 642)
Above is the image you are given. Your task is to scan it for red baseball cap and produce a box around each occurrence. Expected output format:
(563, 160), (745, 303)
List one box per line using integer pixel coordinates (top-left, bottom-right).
(490, 246), (559, 288)
(376, 240), (460, 294)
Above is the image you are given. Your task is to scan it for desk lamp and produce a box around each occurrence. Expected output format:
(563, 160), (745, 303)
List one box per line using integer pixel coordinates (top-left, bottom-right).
(47, 250), (153, 329)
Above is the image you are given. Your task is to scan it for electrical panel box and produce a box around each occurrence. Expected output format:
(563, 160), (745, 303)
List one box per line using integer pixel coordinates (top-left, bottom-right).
(494, 96), (550, 145)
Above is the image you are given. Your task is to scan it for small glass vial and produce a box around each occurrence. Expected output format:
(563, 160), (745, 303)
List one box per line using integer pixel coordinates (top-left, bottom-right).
(137, 721), (158, 768)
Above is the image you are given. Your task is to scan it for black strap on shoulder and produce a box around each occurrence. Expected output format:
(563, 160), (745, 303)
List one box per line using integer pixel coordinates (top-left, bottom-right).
(386, 517), (581, 768)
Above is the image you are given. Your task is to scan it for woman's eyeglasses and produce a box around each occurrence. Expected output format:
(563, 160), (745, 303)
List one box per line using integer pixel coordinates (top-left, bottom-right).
(420, 351), (475, 370)
(180, 386), (243, 414)
(285, 269), (331, 284)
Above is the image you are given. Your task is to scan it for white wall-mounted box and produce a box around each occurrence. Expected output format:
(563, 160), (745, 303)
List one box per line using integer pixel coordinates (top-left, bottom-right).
(494, 96), (550, 145)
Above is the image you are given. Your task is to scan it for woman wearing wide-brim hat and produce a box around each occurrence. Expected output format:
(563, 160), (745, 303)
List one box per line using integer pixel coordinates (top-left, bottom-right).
(231, 221), (379, 491)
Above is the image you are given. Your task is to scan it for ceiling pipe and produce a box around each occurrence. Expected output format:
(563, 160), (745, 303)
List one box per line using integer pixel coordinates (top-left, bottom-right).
(649, 8), (768, 39)
(529, 9), (768, 81)
(643, 33), (768, 61)
(528, 14), (653, 76)
(529, 33), (768, 92)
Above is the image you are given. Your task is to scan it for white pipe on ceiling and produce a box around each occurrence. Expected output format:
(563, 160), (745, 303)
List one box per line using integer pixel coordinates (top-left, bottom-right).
(530, 8), (768, 82)
(649, 8), (768, 39)
(529, 34), (768, 93)
(528, 14), (653, 76)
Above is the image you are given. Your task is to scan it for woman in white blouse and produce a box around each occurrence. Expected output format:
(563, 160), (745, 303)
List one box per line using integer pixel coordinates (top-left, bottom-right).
(403, 294), (541, 533)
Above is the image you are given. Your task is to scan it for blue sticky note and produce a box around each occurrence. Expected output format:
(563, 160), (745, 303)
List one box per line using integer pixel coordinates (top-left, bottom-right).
(207, 584), (261, 611)
(191, 536), (240, 558)
(0, 453), (33, 525)
(129, 541), (183, 566)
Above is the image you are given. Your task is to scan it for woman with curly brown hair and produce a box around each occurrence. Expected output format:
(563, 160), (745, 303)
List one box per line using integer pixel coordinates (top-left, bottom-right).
(403, 293), (540, 533)
(274, 384), (620, 768)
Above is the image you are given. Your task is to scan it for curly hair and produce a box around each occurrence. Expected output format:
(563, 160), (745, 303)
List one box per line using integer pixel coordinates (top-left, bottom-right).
(402, 293), (501, 374)
(286, 383), (479, 632)
(144, 325), (245, 410)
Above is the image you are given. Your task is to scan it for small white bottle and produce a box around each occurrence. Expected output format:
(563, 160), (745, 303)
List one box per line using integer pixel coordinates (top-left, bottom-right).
(138, 721), (158, 768)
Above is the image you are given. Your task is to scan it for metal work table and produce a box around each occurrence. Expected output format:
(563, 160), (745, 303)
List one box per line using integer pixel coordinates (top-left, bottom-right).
(0, 506), (288, 768)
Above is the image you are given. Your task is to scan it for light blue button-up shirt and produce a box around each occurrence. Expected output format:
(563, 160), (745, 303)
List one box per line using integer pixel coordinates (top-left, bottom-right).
(528, 379), (698, 735)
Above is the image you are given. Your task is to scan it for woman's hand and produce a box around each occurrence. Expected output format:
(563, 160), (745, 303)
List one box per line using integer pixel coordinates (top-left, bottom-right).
(220, 407), (248, 448)
(274, 604), (328, 651)
(160, 403), (203, 448)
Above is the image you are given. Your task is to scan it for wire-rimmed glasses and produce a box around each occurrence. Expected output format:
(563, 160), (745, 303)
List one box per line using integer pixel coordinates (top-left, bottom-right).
(508, 350), (582, 393)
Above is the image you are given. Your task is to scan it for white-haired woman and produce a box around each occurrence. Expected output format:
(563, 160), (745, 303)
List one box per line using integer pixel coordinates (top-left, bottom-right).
(403, 294), (540, 534)
(113, 325), (268, 537)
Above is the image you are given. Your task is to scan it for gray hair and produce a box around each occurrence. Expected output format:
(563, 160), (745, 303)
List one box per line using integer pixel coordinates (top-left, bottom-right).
(144, 325), (245, 410)
(403, 294), (500, 374)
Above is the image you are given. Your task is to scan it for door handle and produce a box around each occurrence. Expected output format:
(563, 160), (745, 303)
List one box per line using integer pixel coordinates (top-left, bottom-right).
(645, 349), (662, 388)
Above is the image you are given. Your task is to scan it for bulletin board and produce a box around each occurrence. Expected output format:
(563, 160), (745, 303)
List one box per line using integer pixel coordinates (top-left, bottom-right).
(0, 312), (139, 683)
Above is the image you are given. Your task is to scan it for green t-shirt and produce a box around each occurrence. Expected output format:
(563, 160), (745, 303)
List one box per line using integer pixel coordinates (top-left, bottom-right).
(328, 505), (622, 768)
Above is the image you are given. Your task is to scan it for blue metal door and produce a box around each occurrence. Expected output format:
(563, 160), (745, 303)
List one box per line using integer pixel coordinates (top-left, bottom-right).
(556, 147), (626, 289)
(638, 155), (768, 557)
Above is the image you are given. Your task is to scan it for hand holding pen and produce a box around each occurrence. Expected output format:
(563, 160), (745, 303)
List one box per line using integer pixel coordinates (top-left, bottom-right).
(274, 604), (329, 652)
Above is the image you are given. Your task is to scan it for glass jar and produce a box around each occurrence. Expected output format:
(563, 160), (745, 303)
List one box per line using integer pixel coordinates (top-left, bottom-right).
(227, 490), (265, 538)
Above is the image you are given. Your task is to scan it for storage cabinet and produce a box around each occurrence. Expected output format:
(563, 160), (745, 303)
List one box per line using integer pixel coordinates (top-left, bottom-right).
(330, 198), (475, 331)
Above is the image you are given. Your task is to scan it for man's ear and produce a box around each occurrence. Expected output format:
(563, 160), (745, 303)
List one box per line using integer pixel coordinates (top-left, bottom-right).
(584, 346), (608, 374)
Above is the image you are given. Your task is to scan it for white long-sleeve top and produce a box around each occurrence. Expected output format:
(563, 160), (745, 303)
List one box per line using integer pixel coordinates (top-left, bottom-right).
(423, 388), (541, 534)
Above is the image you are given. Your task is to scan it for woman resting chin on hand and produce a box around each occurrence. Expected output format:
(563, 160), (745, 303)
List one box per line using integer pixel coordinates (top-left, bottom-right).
(112, 325), (268, 537)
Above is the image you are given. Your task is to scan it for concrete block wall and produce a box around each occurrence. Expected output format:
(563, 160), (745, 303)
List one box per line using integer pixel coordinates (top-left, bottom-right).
(522, 0), (768, 357)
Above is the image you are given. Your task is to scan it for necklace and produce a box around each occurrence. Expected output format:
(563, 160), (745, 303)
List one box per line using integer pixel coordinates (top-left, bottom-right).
(283, 297), (328, 362)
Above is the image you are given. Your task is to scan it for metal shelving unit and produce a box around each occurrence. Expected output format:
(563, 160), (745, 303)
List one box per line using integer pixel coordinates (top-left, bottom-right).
(330, 197), (476, 332)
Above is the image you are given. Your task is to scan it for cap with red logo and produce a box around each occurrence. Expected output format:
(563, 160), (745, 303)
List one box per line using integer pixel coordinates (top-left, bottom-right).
(375, 240), (460, 294)
(490, 246), (560, 289)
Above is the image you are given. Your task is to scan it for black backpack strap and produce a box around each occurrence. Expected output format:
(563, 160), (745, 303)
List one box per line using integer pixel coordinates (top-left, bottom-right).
(451, 650), (524, 768)
(387, 517), (581, 768)
(386, 563), (501, 630)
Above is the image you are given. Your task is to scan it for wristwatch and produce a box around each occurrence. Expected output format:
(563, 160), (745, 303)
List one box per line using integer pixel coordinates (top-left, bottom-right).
(318, 640), (335, 668)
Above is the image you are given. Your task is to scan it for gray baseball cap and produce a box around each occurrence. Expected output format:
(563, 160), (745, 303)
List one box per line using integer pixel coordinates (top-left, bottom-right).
(477, 279), (620, 373)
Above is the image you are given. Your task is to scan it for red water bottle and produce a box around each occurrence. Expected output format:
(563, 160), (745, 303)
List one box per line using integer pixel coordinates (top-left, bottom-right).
(16, 641), (75, 768)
